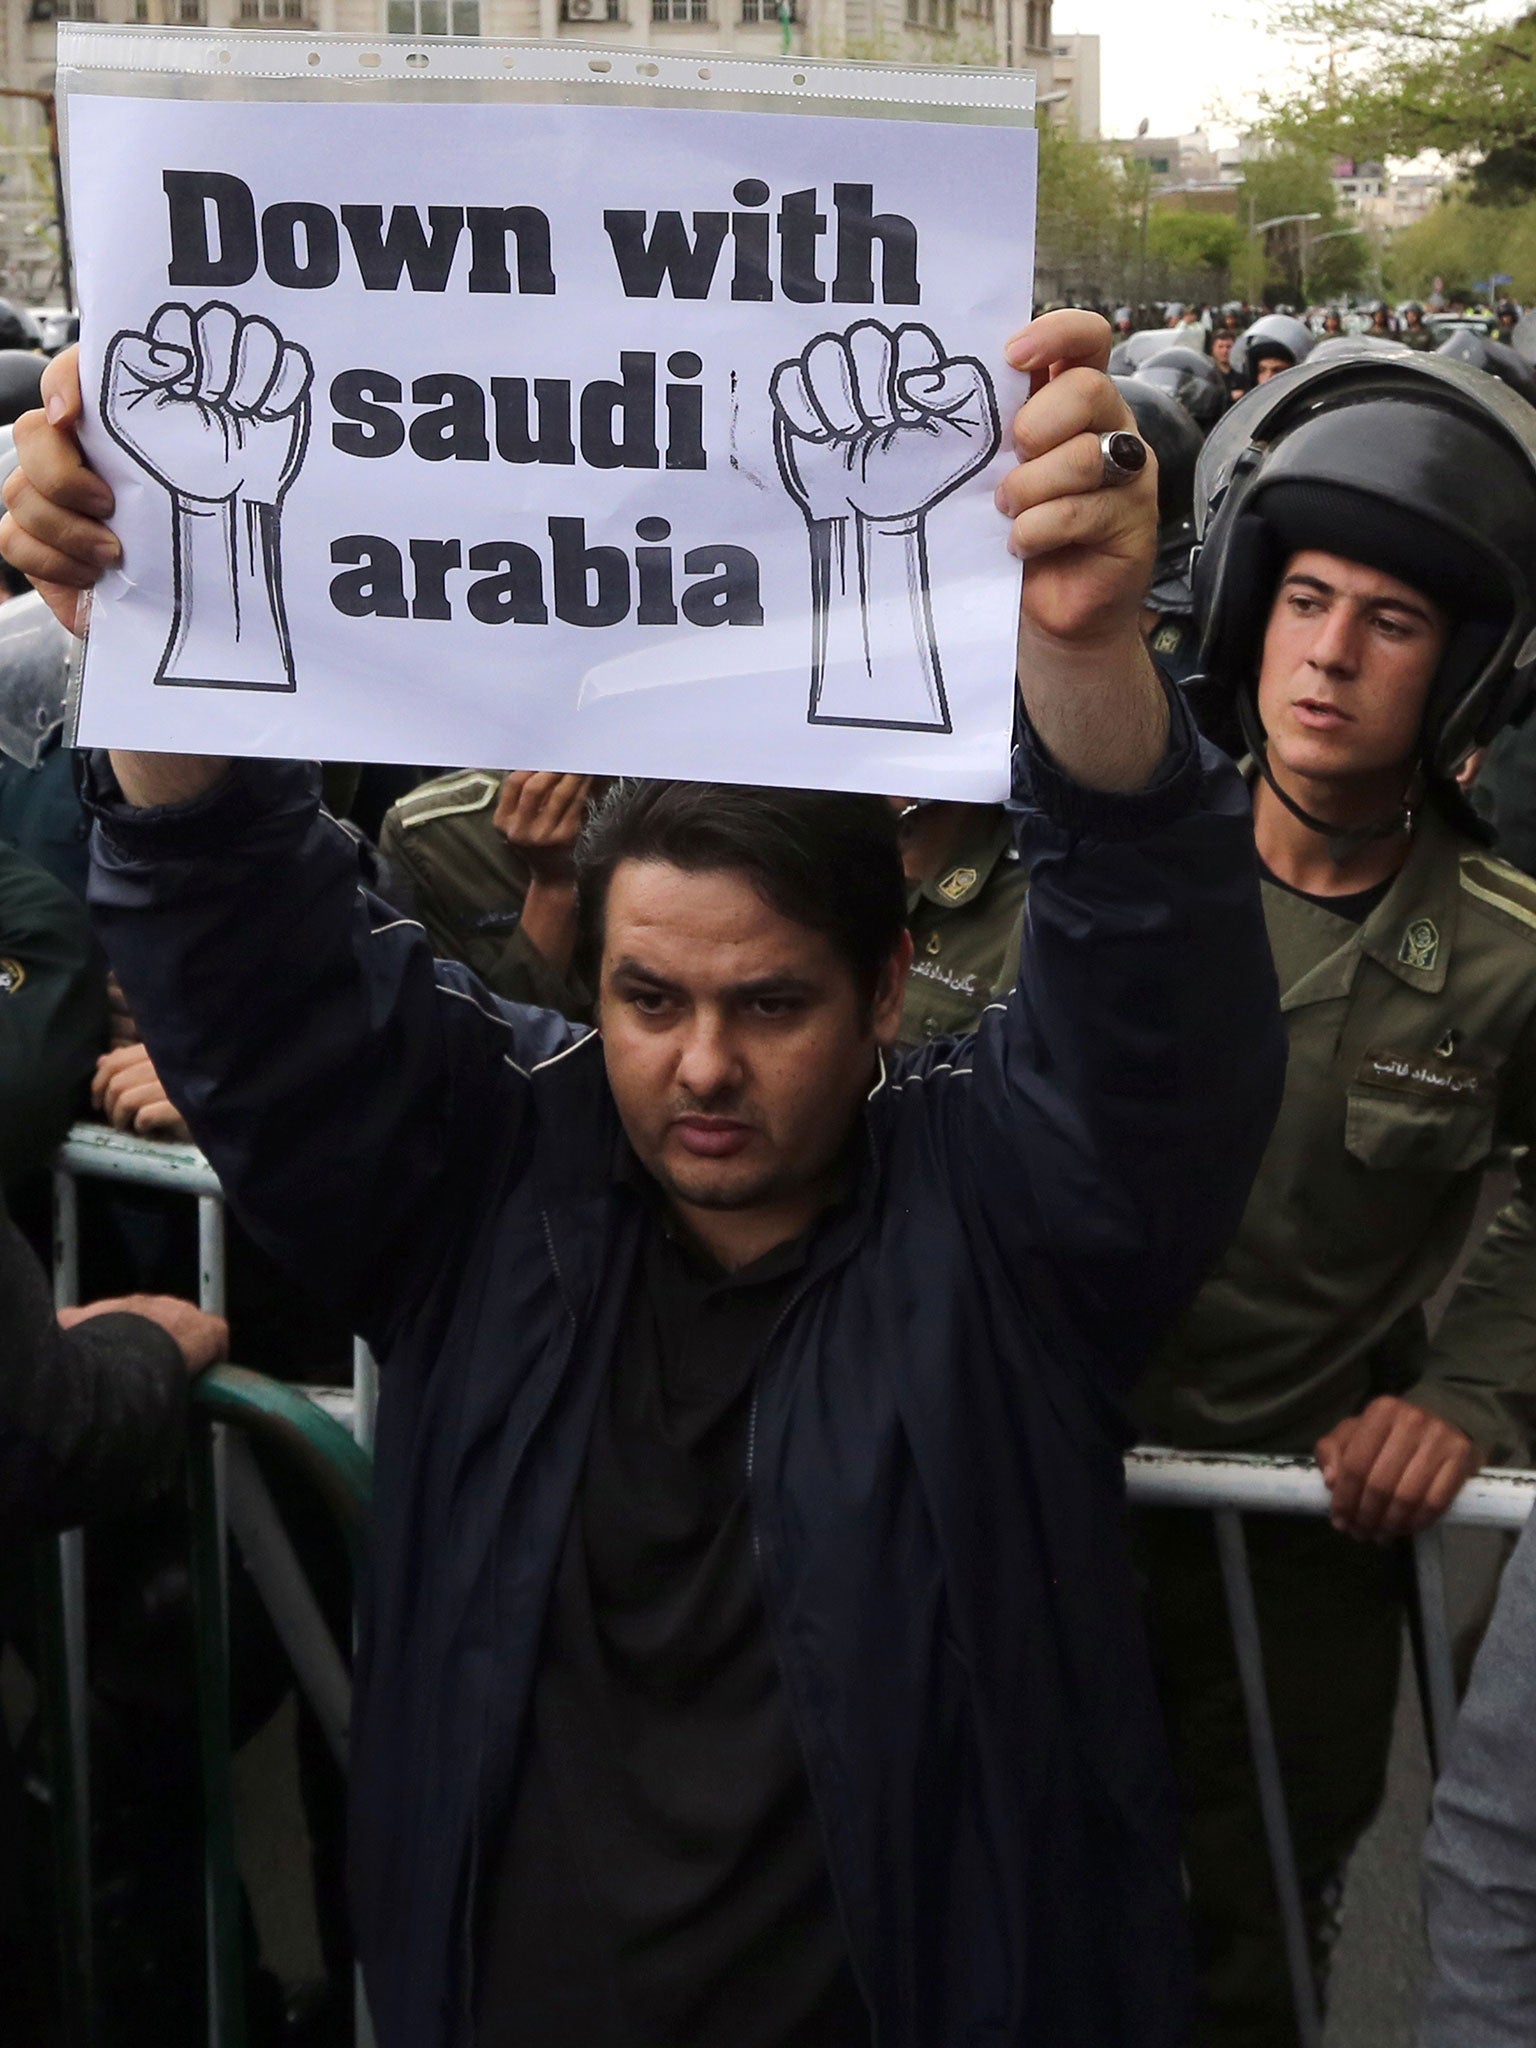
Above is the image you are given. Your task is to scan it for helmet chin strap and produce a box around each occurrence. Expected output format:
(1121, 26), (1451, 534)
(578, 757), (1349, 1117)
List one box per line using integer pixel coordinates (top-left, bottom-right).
(1235, 688), (1420, 865)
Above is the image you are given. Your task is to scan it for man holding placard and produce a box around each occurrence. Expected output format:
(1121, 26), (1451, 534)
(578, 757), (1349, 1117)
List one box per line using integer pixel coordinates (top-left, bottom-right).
(2, 309), (1284, 2047)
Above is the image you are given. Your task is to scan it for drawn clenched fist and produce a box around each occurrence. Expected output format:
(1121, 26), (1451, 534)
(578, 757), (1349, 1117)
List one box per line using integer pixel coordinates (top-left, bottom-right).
(770, 320), (1001, 732)
(99, 300), (313, 692)
(770, 320), (1000, 529)
(102, 300), (312, 509)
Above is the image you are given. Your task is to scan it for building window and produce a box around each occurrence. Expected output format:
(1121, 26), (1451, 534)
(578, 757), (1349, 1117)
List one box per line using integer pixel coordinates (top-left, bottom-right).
(563, 0), (624, 18)
(741, 0), (793, 20)
(653, 0), (709, 20)
(53, 0), (98, 19)
(175, 0), (206, 18)
(903, 0), (955, 27)
(387, 0), (480, 29)
(241, 0), (317, 19)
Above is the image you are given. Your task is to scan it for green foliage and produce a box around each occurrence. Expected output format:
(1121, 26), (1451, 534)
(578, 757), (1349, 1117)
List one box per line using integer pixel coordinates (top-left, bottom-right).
(1221, 147), (1367, 300)
(1385, 188), (1536, 296)
(1146, 210), (1242, 271)
(1035, 121), (1136, 303)
(1255, 0), (1536, 174)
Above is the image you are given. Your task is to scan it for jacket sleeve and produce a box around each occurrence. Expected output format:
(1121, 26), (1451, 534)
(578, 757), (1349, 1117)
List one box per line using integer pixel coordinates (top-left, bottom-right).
(83, 756), (588, 1345)
(1420, 1502), (1536, 2048)
(942, 684), (1286, 1397)
(0, 1197), (187, 1537)
(1403, 1025), (1536, 1465)
(0, 842), (107, 1195)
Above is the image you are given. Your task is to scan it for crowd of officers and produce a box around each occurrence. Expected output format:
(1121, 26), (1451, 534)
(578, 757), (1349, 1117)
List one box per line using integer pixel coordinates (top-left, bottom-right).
(4, 282), (1536, 2048)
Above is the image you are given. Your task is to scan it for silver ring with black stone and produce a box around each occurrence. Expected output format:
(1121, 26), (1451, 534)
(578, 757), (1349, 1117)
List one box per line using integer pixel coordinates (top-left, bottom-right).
(1098, 429), (1148, 489)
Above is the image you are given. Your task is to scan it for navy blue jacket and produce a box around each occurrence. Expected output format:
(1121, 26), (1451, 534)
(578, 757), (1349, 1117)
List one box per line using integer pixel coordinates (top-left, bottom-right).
(85, 706), (1284, 2048)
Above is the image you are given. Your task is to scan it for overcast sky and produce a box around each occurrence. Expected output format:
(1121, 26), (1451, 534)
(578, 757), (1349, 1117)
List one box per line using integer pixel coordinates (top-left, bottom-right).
(1048, 0), (1300, 145)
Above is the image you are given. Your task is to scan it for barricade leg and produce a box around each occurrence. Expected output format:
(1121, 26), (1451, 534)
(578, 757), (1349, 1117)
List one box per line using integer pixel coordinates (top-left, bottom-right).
(45, 1167), (93, 2046)
(1411, 1526), (1459, 1775)
(352, 1339), (378, 1455)
(1212, 1508), (1324, 2048)
(193, 1194), (244, 2048)
(223, 1439), (350, 1771)
(348, 1337), (378, 2047)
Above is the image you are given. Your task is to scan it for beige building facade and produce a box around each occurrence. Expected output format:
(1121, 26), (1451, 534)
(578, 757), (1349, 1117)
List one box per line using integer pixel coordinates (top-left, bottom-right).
(1048, 27), (1095, 138)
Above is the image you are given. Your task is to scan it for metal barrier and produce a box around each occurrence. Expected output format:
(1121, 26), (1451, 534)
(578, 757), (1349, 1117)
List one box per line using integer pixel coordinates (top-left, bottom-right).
(37, 1123), (1536, 2048)
(42, 1124), (377, 2048)
(1125, 1447), (1536, 2046)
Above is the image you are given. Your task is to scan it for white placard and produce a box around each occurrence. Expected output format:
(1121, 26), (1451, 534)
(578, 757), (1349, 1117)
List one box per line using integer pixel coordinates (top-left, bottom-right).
(64, 73), (1036, 796)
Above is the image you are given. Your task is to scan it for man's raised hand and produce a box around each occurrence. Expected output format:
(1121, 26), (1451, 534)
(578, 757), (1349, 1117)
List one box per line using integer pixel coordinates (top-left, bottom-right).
(995, 310), (1167, 793)
(996, 309), (1159, 653)
(1, 345), (112, 635)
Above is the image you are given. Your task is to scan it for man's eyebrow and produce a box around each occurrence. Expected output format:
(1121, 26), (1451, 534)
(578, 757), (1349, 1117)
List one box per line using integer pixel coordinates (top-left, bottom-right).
(1280, 572), (1440, 625)
(607, 960), (821, 1001)
(724, 973), (820, 1002)
(610, 957), (686, 995)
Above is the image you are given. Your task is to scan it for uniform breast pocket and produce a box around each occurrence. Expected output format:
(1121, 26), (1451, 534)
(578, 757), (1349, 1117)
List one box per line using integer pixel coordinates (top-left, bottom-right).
(1344, 1083), (1497, 1174)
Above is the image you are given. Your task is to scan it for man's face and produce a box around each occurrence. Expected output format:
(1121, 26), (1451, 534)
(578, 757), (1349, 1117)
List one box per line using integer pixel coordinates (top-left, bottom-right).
(1212, 334), (1234, 368)
(1257, 549), (1450, 788)
(599, 860), (909, 1225)
(1253, 352), (1291, 384)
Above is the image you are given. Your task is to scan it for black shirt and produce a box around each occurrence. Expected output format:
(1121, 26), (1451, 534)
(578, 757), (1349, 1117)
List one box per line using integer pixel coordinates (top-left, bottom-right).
(475, 1168), (872, 2048)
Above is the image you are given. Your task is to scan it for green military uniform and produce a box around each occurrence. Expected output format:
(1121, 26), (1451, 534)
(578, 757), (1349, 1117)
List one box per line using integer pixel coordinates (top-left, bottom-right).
(898, 806), (1028, 1048)
(1135, 788), (1536, 2046)
(377, 769), (591, 1023)
(0, 842), (106, 1192)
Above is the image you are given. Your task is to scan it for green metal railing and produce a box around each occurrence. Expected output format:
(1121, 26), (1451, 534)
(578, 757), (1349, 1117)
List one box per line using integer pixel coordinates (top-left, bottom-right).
(40, 1125), (377, 2048)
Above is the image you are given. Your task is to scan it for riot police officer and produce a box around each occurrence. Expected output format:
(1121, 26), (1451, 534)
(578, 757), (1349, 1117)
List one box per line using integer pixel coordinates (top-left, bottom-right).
(1137, 345), (1536, 2047)
(1229, 312), (1316, 389)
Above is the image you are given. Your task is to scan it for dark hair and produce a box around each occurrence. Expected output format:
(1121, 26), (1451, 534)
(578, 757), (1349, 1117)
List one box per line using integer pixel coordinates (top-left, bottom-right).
(575, 779), (907, 1004)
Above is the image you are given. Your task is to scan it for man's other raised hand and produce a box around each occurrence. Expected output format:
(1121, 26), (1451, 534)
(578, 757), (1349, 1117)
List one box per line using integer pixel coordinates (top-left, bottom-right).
(995, 310), (1167, 793)
(0, 346), (113, 637)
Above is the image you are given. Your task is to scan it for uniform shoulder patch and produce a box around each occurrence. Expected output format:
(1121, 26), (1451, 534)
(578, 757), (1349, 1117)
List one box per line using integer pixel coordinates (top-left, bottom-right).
(0, 956), (24, 995)
(1459, 852), (1536, 940)
(937, 865), (978, 903)
(394, 770), (501, 832)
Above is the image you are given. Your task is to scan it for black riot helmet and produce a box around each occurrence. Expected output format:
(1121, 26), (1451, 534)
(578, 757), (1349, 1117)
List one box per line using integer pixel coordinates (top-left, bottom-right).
(0, 299), (42, 354)
(1434, 325), (1536, 405)
(1133, 345), (1228, 433)
(1113, 374), (1201, 526)
(1308, 333), (1411, 367)
(1114, 373), (1202, 615)
(0, 350), (44, 427)
(1191, 347), (1536, 844)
